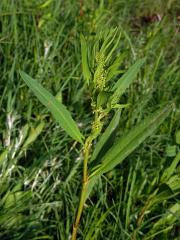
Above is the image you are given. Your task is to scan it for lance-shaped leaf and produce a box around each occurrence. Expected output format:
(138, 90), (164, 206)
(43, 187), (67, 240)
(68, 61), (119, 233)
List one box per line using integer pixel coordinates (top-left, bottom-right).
(90, 104), (172, 178)
(112, 58), (146, 95)
(20, 71), (84, 144)
(80, 34), (91, 84)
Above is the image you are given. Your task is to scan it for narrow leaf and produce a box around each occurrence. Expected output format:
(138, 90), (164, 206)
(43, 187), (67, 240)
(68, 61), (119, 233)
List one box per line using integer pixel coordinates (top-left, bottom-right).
(80, 34), (91, 84)
(146, 203), (180, 237)
(90, 105), (172, 178)
(112, 58), (146, 93)
(107, 53), (125, 81)
(176, 130), (180, 144)
(167, 174), (180, 192)
(161, 151), (180, 183)
(20, 71), (84, 143)
(105, 31), (121, 63)
(100, 28), (118, 54)
(0, 150), (8, 167)
(22, 122), (45, 149)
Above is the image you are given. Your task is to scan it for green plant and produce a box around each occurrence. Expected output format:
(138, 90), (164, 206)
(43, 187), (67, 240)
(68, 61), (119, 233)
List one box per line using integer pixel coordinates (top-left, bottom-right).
(19, 28), (173, 240)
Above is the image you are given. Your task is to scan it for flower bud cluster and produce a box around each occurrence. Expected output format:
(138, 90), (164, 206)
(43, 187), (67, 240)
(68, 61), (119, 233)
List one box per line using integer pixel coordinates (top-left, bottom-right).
(94, 52), (107, 91)
(110, 91), (120, 106)
(91, 116), (103, 139)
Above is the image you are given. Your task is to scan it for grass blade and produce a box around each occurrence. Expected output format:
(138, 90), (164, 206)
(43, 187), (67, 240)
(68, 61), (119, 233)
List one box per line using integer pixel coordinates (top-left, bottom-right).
(19, 71), (84, 144)
(22, 122), (45, 149)
(145, 203), (180, 239)
(161, 151), (180, 183)
(80, 34), (91, 84)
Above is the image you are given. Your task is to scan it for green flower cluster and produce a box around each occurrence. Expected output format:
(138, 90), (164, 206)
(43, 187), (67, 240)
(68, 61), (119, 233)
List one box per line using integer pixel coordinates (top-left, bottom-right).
(94, 52), (107, 91)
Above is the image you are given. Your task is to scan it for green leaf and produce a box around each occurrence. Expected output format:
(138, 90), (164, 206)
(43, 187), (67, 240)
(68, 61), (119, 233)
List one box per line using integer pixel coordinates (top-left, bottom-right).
(145, 203), (180, 237)
(176, 130), (180, 144)
(105, 31), (121, 63)
(167, 174), (180, 192)
(161, 151), (180, 183)
(112, 58), (146, 93)
(166, 145), (177, 157)
(0, 149), (8, 167)
(100, 28), (118, 56)
(22, 122), (45, 149)
(151, 183), (174, 206)
(84, 175), (99, 202)
(90, 104), (172, 178)
(96, 91), (110, 108)
(106, 53), (125, 81)
(90, 109), (121, 162)
(20, 71), (84, 144)
(80, 34), (91, 84)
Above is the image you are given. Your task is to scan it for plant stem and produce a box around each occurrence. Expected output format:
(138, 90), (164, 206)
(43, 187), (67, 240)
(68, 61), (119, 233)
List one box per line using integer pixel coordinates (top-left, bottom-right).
(71, 138), (91, 240)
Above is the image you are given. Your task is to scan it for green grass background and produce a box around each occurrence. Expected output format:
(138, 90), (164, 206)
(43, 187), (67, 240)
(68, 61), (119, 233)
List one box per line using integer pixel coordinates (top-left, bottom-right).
(0, 0), (180, 239)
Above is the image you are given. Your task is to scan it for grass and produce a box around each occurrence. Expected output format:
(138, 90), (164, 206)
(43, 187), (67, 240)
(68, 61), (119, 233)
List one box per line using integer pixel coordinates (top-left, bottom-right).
(0, 0), (180, 239)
